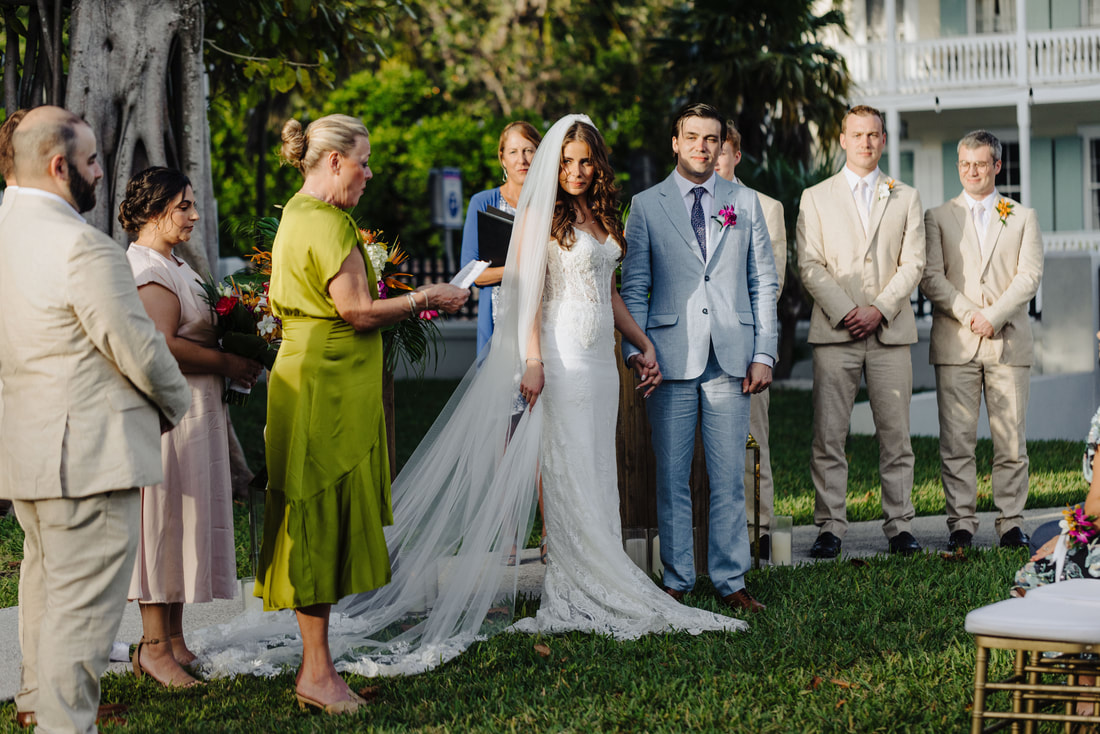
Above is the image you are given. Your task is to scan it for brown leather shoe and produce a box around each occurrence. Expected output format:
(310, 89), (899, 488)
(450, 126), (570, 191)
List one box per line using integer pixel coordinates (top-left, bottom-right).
(721, 588), (766, 612)
(662, 586), (686, 602)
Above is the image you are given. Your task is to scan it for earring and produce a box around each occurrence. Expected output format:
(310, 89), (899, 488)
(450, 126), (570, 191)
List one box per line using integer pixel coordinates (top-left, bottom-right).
(501, 167), (508, 183)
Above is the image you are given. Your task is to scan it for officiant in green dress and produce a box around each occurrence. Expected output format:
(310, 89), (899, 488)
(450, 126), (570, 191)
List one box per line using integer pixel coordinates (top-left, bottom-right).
(256, 113), (468, 715)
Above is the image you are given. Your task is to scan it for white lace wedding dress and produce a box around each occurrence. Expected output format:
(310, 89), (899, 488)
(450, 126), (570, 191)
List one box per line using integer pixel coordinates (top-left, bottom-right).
(510, 229), (744, 638)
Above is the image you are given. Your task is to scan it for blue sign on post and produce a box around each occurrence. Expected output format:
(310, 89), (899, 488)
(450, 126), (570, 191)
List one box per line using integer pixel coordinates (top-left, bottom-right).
(430, 167), (464, 230)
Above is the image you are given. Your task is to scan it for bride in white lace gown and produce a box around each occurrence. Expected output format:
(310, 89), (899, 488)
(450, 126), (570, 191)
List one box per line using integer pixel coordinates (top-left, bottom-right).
(191, 114), (742, 683)
(510, 122), (743, 638)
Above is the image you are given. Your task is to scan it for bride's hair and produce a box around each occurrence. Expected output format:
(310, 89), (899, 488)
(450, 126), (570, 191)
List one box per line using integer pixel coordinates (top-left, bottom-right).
(550, 121), (623, 253)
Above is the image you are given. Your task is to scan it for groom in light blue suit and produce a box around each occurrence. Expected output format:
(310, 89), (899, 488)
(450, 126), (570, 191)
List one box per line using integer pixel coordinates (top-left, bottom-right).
(621, 103), (778, 612)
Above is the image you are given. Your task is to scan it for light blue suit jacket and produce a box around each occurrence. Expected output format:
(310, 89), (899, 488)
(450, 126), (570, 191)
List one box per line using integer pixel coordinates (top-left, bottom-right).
(620, 172), (779, 380)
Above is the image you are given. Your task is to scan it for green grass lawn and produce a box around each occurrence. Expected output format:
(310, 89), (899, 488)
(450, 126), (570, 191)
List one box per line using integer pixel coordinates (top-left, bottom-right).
(0, 549), (1033, 732)
(0, 382), (1087, 731)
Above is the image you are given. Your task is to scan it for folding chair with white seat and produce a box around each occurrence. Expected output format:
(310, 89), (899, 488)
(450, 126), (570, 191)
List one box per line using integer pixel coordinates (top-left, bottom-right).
(965, 579), (1100, 733)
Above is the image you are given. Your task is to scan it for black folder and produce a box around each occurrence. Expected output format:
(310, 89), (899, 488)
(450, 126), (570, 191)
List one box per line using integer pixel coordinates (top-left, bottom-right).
(476, 206), (515, 267)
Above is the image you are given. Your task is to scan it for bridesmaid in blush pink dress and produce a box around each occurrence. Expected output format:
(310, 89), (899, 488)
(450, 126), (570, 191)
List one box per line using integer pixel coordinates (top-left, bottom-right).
(120, 167), (263, 688)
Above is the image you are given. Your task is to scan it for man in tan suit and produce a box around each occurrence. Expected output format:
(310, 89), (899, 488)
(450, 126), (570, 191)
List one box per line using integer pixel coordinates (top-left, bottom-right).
(715, 120), (786, 560)
(921, 130), (1042, 551)
(0, 106), (190, 734)
(797, 105), (926, 558)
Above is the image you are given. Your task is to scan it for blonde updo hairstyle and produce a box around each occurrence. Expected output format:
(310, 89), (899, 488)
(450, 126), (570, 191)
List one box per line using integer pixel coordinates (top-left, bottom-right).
(280, 114), (370, 175)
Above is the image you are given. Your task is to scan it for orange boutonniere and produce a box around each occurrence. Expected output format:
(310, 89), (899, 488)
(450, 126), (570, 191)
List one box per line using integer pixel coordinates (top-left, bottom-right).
(995, 199), (1014, 226)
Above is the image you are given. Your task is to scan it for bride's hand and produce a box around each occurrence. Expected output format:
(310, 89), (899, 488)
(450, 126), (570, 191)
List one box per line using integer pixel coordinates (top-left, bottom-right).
(632, 346), (662, 398)
(520, 360), (544, 410)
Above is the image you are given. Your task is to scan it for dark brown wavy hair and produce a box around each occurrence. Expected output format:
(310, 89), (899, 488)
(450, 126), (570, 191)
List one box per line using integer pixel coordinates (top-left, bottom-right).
(118, 166), (192, 237)
(550, 121), (623, 254)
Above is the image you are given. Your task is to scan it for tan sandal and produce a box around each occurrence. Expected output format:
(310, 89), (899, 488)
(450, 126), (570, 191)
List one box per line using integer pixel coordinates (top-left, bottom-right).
(295, 691), (362, 715)
(132, 637), (200, 689)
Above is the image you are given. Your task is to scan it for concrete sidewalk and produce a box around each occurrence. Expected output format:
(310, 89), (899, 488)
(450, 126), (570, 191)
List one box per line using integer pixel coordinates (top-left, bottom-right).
(0, 506), (1064, 702)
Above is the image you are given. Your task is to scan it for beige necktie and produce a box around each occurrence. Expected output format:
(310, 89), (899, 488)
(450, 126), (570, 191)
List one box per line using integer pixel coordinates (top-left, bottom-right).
(856, 180), (870, 233)
(972, 204), (987, 254)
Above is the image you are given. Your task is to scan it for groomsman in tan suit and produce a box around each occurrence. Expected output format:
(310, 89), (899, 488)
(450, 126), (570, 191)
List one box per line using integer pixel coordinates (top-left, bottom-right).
(0, 106), (190, 733)
(921, 130), (1042, 551)
(797, 105), (926, 558)
(715, 120), (786, 560)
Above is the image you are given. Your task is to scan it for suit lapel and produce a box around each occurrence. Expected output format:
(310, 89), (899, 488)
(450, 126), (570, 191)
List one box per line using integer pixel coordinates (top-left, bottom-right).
(657, 174), (705, 264)
(980, 194), (1007, 271)
(832, 174), (864, 242)
(707, 178), (736, 260)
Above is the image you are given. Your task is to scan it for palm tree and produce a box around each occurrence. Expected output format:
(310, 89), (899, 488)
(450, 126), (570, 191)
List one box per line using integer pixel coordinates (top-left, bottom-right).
(653, 0), (851, 168)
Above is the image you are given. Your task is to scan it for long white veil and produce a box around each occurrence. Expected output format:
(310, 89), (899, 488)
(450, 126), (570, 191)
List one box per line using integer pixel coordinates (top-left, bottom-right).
(193, 114), (594, 678)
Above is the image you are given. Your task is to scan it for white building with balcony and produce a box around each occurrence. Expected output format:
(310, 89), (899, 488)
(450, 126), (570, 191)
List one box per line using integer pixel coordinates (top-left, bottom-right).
(832, 0), (1100, 438)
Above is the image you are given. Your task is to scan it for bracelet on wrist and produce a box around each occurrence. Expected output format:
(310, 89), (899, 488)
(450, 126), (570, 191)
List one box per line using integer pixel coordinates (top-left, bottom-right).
(526, 357), (543, 365)
(405, 293), (417, 315)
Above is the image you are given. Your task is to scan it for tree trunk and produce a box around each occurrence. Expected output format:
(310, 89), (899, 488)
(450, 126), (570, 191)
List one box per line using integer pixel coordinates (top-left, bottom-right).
(66, 0), (217, 275)
(66, 0), (252, 493)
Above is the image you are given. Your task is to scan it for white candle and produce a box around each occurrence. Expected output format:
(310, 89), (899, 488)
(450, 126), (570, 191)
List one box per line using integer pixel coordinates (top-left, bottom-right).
(625, 538), (648, 573)
(772, 531), (793, 566)
(650, 535), (664, 576)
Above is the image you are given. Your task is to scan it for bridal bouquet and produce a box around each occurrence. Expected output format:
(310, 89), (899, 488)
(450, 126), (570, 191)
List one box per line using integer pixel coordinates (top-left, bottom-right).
(199, 248), (281, 405)
(360, 228), (443, 376)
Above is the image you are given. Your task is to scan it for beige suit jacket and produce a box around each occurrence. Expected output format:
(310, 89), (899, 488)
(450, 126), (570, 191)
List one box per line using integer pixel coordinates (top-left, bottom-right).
(797, 170), (925, 345)
(756, 189), (787, 294)
(0, 192), (191, 500)
(921, 193), (1043, 366)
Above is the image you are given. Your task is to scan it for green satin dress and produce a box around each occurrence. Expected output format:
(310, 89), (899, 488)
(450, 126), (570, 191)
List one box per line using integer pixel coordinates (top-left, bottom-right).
(255, 192), (393, 611)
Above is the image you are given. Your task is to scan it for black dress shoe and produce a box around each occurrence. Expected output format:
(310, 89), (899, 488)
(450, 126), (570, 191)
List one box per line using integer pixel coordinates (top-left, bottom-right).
(888, 531), (921, 556)
(1000, 527), (1031, 548)
(809, 531), (841, 559)
(753, 534), (771, 561)
(947, 529), (973, 550)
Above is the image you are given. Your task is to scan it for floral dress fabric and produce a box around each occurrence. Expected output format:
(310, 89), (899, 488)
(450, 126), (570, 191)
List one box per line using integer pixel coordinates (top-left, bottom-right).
(1013, 406), (1100, 591)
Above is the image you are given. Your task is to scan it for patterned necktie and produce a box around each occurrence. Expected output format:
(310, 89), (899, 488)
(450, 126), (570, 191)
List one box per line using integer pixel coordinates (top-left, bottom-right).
(690, 186), (707, 260)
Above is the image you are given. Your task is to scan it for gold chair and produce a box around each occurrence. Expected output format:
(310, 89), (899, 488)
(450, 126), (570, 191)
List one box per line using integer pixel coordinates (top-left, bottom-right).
(966, 580), (1100, 733)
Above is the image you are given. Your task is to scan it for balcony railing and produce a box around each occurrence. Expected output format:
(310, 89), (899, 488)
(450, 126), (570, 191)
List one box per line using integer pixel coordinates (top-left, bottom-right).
(842, 28), (1100, 96)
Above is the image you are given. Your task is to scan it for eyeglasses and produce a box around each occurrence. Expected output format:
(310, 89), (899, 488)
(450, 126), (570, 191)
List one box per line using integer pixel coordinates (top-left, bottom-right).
(958, 160), (993, 173)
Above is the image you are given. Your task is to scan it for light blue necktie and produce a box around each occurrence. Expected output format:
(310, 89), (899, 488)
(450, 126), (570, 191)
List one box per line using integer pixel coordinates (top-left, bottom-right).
(690, 186), (707, 260)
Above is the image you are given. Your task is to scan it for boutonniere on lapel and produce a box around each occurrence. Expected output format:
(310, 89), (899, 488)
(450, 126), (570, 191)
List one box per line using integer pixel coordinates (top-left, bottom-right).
(995, 199), (1014, 226)
(876, 178), (896, 202)
(712, 205), (736, 229)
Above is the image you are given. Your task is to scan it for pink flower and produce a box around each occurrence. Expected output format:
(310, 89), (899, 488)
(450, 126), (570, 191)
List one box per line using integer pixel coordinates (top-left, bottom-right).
(713, 205), (736, 229)
(377, 281), (388, 299)
(419, 310), (439, 320)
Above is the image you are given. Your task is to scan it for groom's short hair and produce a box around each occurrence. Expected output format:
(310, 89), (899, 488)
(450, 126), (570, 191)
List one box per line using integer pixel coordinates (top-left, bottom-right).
(671, 103), (726, 142)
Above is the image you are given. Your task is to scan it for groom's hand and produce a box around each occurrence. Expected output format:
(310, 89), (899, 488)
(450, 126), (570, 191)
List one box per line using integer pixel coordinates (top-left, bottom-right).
(628, 353), (662, 398)
(742, 363), (773, 394)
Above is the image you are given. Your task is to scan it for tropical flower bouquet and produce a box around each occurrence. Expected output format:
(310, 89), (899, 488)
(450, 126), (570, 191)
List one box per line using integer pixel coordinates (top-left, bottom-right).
(199, 247), (281, 405)
(360, 228), (443, 377)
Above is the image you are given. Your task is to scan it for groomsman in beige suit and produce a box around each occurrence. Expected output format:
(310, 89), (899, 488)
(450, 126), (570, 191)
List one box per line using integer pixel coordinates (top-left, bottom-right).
(0, 106), (190, 733)
(797, 105), (926, 558)
(715, 120), (786, 560)
(921, 130), (1042, 551)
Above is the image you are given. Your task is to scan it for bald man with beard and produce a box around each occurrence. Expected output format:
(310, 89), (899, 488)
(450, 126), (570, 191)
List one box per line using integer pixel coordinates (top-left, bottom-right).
(0, 106), (190, 734)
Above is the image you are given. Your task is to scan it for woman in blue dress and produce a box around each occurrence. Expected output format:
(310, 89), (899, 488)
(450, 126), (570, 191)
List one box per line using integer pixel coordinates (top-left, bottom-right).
(460, 121), (542, 356)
